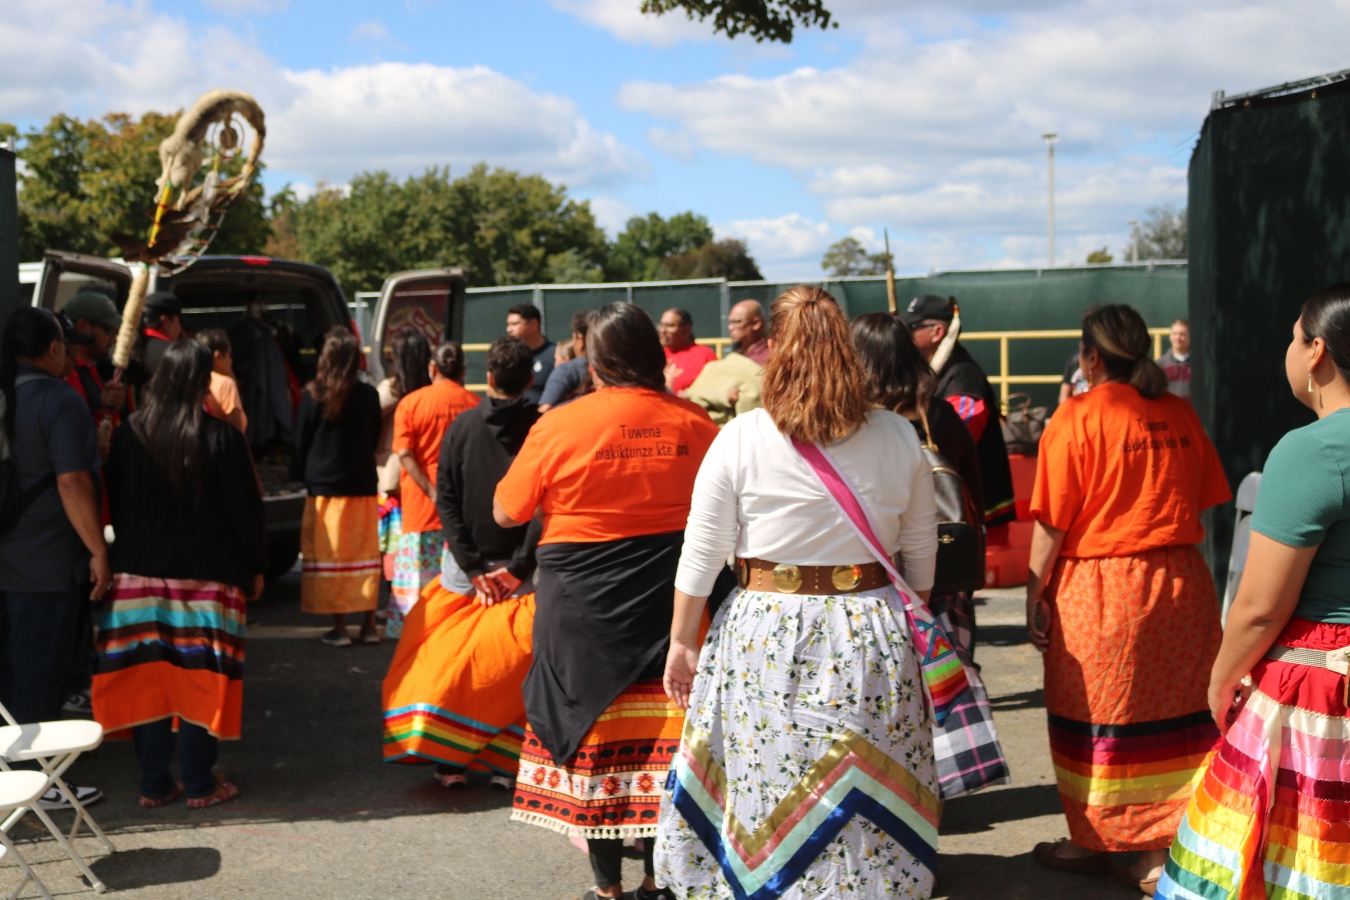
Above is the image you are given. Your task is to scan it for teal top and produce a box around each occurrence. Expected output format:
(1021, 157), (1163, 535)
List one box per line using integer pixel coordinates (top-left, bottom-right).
(1250, 408), (1350, 623)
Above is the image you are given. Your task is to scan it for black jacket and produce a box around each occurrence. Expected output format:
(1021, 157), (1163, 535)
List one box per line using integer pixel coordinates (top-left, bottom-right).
(936, 343), (1016, 527)
(912, 395), (985, 523)
(292, 382), (381, 497)
(436, 396), (542, 581)
(107, 414), (267, 593)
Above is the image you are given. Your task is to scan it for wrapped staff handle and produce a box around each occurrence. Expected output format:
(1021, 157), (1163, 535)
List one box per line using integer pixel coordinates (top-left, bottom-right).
(112, 264), (150, 371)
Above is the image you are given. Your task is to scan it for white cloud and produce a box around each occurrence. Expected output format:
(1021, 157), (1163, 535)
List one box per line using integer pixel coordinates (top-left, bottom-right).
(618, 0), (1350, 268)
(585, 196), (637, 237)
(0, 1), (647, 194)
(647, 126), (695, 161)
(546, 0), (712, 46)
(717, 212), (834, 274)
(202, 0), (289, 14)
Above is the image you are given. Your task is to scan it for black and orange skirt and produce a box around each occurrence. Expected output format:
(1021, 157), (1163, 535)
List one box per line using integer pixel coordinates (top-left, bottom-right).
(510, 679), (683, 839)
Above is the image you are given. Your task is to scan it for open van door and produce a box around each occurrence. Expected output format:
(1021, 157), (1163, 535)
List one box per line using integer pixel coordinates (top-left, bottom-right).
(368, 268), (467, 382)
(35, 251), (133, 313)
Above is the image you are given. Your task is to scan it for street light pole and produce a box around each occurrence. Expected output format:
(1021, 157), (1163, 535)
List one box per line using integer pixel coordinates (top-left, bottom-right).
(1042, 133), (1058, 266)
(1128, 219), (1139, 263)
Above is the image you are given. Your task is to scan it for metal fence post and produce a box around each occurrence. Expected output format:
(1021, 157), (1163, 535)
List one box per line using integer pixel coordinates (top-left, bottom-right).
(1000, 335), (1010, 411)
(719, 279), (730, 341)
(626, 283), (633, 305)
(533, 284), (545, 334)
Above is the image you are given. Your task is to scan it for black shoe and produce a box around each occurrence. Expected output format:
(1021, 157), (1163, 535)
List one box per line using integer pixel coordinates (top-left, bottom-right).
(624, 888), (675, 900)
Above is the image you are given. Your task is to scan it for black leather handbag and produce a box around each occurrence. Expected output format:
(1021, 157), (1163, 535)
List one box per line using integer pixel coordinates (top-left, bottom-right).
(917, 406), (986, 595)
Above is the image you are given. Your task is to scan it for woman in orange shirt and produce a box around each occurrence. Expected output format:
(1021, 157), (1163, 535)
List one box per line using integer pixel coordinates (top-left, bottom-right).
(494, 302), (718, 900)
(1027, 305), (1231, 894)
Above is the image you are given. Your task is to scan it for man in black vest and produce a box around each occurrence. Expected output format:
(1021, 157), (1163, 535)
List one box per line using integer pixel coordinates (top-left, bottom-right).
(900, 294), (1016, 528)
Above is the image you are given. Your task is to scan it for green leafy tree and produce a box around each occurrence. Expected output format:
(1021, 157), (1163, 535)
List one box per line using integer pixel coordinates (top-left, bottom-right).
(1129, 204), (1187, 260)
(280, 164), (609, 295)
(606, 211), (714, 281)
(1085, 247), (1113, 264)
(657, 238), (762, 281)
(7, 111), (268, 261)
(640, 0), (835, 42)
(821, 236), (889, 277)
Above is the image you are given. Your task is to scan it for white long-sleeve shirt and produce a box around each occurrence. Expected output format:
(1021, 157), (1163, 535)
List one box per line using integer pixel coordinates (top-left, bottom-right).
(674, 408), (939, 596)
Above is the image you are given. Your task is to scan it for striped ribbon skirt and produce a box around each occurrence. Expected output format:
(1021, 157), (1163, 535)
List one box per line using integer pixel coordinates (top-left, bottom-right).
(92, 574), (246, 740)
(382, 579), (535, 775)
(1157, 617), (1350, 900)
(300, 495), (380, 615)
(1044, 545), (1223, 851)
(512, 679), (683, 840)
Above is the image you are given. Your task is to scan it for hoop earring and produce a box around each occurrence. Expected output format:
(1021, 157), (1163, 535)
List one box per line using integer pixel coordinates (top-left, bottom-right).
(1308, 371), (1315, 394)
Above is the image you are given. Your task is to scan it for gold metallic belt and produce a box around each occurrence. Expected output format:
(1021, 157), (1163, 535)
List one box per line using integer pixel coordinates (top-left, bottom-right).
(735, 557), (889, 595)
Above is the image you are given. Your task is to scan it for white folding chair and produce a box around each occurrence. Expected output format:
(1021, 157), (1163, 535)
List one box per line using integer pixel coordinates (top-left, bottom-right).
(0, 702), (114, 893)
(1221, 472), (1262, 625)
(0, 770), (57, 899)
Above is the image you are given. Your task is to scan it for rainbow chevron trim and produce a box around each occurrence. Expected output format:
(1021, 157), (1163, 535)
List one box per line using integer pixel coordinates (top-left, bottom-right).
(383, 703), (524, 775)
(667, 727), (939, 900)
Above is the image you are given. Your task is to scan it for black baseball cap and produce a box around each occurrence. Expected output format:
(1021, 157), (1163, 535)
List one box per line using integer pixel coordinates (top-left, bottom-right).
(55, 311), (95, 346)
(898, 294), (955, 327)
(144, 292), (183, 317)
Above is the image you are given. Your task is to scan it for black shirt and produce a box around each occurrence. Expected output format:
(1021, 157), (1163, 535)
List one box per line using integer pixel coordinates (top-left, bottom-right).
(437, 396), (542, 581)
(292, 381), (381, 497)
(107, 414), (267, 593)
(936, 342), (1016, 527)
(524, 341), (556, 405)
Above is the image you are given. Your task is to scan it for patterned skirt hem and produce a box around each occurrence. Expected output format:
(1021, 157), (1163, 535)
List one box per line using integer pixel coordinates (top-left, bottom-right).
(101, 711), (242, 743)
(509, 809), (659, 840)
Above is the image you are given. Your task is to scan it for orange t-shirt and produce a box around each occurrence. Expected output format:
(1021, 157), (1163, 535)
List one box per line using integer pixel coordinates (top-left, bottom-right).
(1030, 383), (1231, 558)
(495, 387), (718, 544)
(392, 379), (480, 533)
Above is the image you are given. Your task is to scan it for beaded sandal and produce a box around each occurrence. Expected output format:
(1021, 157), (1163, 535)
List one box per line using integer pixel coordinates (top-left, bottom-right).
(187, 775), (241, 810)
(139, 782), (185, 808)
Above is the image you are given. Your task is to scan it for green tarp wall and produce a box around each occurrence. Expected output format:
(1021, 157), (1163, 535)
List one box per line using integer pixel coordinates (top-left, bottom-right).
(441, 264), (1187, 403)
(1190, 75), (1350, 584)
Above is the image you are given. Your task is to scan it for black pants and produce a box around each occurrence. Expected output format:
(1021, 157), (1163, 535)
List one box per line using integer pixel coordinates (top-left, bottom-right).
(133, 718), (219, 799)
(0, 588), (82, 724)
(589, 838), (654, 890)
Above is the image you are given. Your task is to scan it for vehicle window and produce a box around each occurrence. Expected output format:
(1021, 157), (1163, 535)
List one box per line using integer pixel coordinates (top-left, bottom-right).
(51, 272), (120, 312)
(176, 287), (331, 383)
(381, 283), (448, 367)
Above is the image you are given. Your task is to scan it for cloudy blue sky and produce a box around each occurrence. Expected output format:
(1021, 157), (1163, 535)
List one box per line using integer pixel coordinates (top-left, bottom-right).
(3, 0), (1347, 278)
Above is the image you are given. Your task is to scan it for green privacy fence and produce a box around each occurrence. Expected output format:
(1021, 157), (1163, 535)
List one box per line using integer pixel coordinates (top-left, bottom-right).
(356, 260), (1187, 405)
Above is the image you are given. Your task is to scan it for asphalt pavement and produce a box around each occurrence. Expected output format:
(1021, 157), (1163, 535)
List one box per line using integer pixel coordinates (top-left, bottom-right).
(2, 576), (1150, 898)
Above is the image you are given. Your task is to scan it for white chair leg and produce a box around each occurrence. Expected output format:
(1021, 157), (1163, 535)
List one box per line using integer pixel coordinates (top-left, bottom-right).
(26, 803), (106, 893)
(40, 755), (115, 854)
(0, 829), (53, 900)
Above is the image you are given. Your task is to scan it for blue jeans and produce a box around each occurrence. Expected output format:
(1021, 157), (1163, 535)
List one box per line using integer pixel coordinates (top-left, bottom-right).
(133, 719), (219, 800)
(0, 588), (82, 724)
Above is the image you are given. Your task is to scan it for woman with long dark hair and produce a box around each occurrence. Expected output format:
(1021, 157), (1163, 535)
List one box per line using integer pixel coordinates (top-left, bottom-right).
(294, 327), (383, 646)
(495, 302), (718, 900)
(1157, 286), (1350, 900)
(655, 287), (941, 900)
(1027, 304), (1230, 893)
(93, 340), (266, 809)
(375, 332), (433, 592)
(851, 311), (985, 656)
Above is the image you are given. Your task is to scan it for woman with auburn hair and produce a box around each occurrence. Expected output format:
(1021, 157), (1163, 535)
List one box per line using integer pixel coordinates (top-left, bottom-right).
(1157, 286), (1350, 900)
(655, 286), (942, 900)
(293, 327), (383, 646)
(494, 303), (718, 900)
(1027, 304), (1230, 895)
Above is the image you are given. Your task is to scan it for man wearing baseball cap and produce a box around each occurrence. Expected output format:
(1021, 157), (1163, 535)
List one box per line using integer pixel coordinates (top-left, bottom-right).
(62, 293), (126, 432)
(900, 294), (1016, 528)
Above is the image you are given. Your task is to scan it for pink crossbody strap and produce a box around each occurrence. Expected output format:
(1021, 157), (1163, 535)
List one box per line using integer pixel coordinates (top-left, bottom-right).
(789, 436), (914, 610)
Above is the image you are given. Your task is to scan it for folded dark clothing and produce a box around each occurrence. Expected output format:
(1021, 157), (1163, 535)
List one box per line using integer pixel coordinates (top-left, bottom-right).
(523, 530), (683, 764)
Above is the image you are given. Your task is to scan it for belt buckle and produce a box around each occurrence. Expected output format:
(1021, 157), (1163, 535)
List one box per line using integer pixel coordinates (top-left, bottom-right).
(1327, 646), (1350, 676)
(831, 565), (863, 592)
(736, 558), (750, 590)
(771, 564), (803, 593)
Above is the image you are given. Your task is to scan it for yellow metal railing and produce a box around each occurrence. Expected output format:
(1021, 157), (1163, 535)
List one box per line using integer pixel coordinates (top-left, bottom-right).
(460, 330), (1171, 400)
